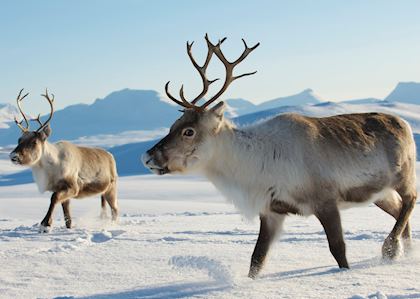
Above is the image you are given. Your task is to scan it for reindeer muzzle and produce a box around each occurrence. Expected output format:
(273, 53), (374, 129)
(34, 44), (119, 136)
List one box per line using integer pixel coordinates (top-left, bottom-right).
(9, 152), (21, 165)
(141, 152), (169, 175)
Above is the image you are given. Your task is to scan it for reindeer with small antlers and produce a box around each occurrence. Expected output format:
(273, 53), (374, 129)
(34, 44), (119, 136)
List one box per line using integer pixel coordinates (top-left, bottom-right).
(143, 34), (417, 278)
(10, 89), (118, 232)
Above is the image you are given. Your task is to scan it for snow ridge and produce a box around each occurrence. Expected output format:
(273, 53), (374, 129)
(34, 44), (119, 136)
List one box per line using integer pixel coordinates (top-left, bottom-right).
(170, 255), (233, 284)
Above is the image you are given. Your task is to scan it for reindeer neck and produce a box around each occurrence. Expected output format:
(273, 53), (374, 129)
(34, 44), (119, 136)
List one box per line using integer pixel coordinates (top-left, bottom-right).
(32, 141), (60, 169)
(204, 126), (270, 183)
(203, 126), (280, 218)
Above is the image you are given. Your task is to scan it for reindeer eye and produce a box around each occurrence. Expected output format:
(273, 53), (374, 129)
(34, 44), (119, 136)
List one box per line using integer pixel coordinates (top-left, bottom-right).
(183, 128), (195, 137)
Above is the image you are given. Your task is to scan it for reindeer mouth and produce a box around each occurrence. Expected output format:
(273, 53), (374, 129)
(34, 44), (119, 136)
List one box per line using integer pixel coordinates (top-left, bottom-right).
(10, 158), (21, 165)
(9, 153), (22, 165)
(142, 152), (170, 175)
(149, 166), (170, 175)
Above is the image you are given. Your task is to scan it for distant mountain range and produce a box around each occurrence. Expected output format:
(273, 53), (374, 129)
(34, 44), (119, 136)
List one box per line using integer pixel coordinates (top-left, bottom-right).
(384, 82), (420, 104)
(0, 89), (180, 146)
(0, 82), (419, 148)
(1, 99), (420, 186)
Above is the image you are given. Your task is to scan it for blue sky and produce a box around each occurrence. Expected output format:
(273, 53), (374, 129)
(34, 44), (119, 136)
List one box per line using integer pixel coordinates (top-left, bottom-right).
(1, 0), (420, 112)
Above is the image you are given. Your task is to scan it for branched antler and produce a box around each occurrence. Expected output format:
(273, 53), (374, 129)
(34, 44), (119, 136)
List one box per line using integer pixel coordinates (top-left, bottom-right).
(14, 89), (30, 132)
(37, 89), (55, 132)
(165, 34), (259, 111)
(13, 88), (55, 133)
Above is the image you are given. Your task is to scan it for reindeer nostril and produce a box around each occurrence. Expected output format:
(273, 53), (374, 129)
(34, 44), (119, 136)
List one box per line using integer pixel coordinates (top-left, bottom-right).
(9, 152), (20, 163)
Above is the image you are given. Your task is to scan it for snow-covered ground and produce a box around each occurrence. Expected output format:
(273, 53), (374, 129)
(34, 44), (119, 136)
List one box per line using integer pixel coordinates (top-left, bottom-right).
(0, 168), (419, 298)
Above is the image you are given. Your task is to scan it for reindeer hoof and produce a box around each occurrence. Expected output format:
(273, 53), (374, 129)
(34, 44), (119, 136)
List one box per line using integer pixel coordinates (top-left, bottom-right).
(248, 266), (261, 279)
(382, 236), (403, 260)
(39, 224), (51, 233)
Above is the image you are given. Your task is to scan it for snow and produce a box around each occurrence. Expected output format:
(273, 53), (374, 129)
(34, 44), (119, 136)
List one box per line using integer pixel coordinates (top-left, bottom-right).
(70, 128), (168, 148)
(0, 169), (419, 298)
(1, 88), (420, 298)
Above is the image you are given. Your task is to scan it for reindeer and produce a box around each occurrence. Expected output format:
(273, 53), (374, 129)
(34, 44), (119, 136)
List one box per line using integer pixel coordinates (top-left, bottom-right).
(142, 35), (417, 278)
(9, 89), (118, 232)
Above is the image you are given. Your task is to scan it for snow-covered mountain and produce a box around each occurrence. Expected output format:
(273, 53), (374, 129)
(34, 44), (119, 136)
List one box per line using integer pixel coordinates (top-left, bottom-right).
(384, 82), (420, 104)
(2, 82), (420, 185)
(2, 99), (420, 185)
(0, 89), (181, 146)
(0, 103), (18, 129)
(341, 98), (382, 105)
(255, 88), (322, 111)
(235, 101), (420, 131)
(0, 88), (325, 146)
(225, 88), (323, 116)
(224, 98), (256, 117)
(106, 101), (420, 177)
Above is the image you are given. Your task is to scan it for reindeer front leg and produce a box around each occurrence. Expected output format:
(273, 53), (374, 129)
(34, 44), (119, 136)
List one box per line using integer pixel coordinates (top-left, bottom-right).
(315, 203), (349, 269)
(40, 181), (78, 233)
(249, 213), (285, 279)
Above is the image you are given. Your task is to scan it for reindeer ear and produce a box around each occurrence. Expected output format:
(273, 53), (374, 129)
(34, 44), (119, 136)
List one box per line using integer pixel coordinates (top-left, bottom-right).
(210, 101), (226, 118)
(39, 124), (52, 141)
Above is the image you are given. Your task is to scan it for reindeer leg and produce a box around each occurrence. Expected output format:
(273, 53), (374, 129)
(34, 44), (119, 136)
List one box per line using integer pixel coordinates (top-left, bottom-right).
(40, 192), (60, 232)
(375, 196), (412, 250)
(315, 203), (349, 269)
(40, 181), (78, 233)
(62, 200), (72, 229)
(248, 213), (285, 279)
(382, 190), (416, 259)
(100, 195), (107, 219)
(104, 183), (118, 222)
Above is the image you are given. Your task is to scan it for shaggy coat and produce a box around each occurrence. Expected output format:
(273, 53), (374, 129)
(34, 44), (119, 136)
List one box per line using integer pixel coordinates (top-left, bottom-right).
(10, 127), (118, 232)
(143, 103), (417, 278)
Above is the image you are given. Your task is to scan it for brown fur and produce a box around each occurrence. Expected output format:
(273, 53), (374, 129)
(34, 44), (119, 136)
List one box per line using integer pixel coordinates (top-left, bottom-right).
(10, 128), (118, 231)
(144, 104), (417, 278)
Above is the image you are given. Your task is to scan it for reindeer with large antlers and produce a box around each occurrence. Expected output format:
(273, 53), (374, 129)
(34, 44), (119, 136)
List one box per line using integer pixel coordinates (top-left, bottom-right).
(10, 89), (118, 232)
(143, 35), (417, 278)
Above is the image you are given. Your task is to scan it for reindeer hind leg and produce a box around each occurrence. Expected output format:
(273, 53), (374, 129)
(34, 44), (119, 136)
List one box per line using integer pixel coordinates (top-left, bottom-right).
(375, 191), (412, 250)
(103, 184), (118, 222)
(100, 195), (108, 219)
(382, 187), (416, 259)
(62, 199), (72, 229)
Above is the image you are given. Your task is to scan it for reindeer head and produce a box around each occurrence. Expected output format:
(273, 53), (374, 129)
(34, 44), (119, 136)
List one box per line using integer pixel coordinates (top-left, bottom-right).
(142, 34), (259, 175)
(9, 89), (55, 166)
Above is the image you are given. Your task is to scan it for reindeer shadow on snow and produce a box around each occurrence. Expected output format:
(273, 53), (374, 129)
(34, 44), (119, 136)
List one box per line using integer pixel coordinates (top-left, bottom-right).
(67, 281), (230, 299)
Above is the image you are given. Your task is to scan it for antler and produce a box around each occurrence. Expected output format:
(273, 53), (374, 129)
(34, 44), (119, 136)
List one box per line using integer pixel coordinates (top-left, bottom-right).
(36, 89), (55, 132)
(165, 34), (259, 111)
(13, 88), (55, 133)
(201, 36), (260, 110)
(14, 89), (30, 132)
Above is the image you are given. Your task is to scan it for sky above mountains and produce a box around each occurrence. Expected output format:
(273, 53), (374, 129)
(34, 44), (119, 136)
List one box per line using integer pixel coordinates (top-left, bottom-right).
(1, 0), (420, 113)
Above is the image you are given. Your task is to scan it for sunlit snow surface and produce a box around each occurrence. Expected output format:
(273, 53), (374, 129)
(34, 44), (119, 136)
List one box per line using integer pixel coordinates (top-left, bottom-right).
(0, 169), (419, 299)
(1, 100), (420, 298)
